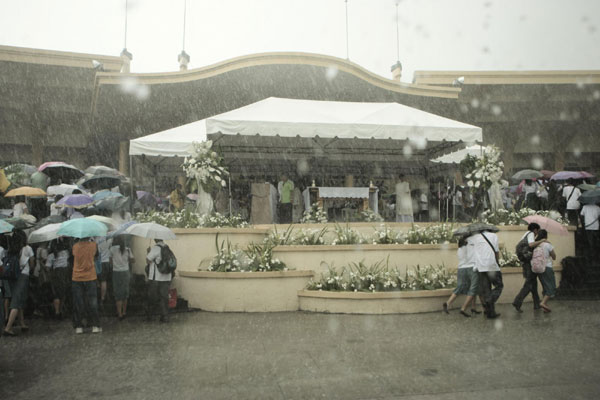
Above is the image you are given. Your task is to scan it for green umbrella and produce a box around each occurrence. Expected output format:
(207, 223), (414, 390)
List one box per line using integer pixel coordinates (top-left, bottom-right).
(58, 218), (107, 239)
(0, 219), (14, 234)
(577, 183), (596, 192)
(511, 169), (543, 182)
(580, 189), (600, 205)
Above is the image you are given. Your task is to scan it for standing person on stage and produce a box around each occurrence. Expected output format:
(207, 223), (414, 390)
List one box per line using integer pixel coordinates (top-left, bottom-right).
(512, 223), (545, 312)
(277, 175), (294, 224)
(419, 190), (429, 222)
(146, 239), (172, 323)
(562, 179), (581, 226)
(71, 238), (101, 334)
(395, 175), (413, 222)
(169, 184), (185, 212)
(468, 229), (502, 319)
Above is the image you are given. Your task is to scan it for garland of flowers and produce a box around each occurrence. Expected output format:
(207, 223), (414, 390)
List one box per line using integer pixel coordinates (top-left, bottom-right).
(182, 140), (228, 188)
(306, 261), (456, 293)
(135, 210), (248, 228)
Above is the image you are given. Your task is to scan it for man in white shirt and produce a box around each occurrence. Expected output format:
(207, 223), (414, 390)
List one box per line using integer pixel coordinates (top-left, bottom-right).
(562, 179), (581, 227)
(418, 191), (428, 222)
(581, 203), (600, 261)
(146, 239), (172, 322)
(467, 230), (502, 319)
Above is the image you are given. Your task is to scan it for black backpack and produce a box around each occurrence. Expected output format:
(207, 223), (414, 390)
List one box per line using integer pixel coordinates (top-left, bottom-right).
(157, 245), (177, 274)
(515, 234), (533, 262)
(0, 252), (21, 280)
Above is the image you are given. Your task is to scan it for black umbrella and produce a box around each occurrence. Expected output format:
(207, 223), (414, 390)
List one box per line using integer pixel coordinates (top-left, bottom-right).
(453, 222), (499, 236)
(4, 216), (36, 230)
(34, 215), (67, 230)
(78, 175), (123, 190)
(38, 162), (84, 182)
(96, 196), (130, 211)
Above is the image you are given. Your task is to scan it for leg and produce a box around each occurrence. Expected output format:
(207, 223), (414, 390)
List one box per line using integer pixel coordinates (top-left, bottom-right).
(460, 295), (474, 312)
(115, 300), (123, 318)
(488, 271), (504, 304)
(4, 308), (19, 333)
(445, 293), (457, 308)
(123, 299), (128, 316)
(71, 281), (85, 328)
(100, 280), (107, 302)
(85, 281), (100, 328)
(158, 282), (170, 321)
(146, 280), (157, 319)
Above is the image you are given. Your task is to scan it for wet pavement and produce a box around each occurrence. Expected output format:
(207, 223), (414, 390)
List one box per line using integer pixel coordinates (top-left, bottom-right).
(2, 300), (600, 399)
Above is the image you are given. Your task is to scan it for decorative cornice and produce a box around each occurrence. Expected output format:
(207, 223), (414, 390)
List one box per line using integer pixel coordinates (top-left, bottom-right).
(0, 45), (123, 72)
(413, 70), (600, 85)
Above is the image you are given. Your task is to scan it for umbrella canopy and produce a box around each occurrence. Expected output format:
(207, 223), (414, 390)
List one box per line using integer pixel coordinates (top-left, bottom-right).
(523, 215), (568, 236)
(540, 170), (555, 179)
(124, 222), (176, 240)
(551, 171), (595, 181)
(453, 222), (499, 236)
(85, 165), (124, 177)
(4, 216), (36, 229)
(92, 191), (123, 201)
(108, 220), (138, 238)
(47, 184), (83, 197)
(4, 186), (47, 197)
(29, 223), (63, 243)
(0, 219), (14, 234)
(511, 169), (543, 181)
(95, 196), (130, 211)
(136, 191), (159, 206)
(578, 183), (597, 192)
(38, 162), (84, 182)
(56, 194), (95, 209)
(86, 215), (119, 230)
(580, 189), (600, 205)
(78, 175), (123, 190)
(30, 171), (50, 190)
(58, 218), (107, 239)
(34, 215), (67, 230)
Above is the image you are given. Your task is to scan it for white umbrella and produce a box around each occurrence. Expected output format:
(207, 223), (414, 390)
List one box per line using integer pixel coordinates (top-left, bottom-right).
(124, 222), (177, 240)
(86, 215), (119, 230)
(29, 223), (62, 243)
(47, 184), (83, 197)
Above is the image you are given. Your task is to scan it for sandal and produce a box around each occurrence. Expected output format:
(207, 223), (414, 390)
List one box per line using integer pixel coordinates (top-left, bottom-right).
(3, 329), (17, 336)
(459, 310), (471, 318)
(540, 304), (552, 313)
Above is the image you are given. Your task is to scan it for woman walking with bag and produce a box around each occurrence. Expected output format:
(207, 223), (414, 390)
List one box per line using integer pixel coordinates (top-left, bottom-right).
(531, 229), (557, 313)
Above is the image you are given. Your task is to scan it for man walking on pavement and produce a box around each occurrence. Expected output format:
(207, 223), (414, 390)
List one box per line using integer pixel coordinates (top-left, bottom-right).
(468, 229), (503, 319)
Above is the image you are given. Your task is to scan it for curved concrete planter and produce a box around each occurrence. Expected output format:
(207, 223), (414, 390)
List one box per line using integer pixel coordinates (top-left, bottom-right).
(273, 244), (458, 275)
(177, 270), (314, 312)
(298, 265), (563, 314)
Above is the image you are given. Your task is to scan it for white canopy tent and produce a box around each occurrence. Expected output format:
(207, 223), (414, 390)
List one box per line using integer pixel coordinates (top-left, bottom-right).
(130, 97), (482, 158)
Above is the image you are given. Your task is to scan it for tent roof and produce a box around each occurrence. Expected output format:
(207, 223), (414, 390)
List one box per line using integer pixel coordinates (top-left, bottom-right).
(129, 97), (482, 157)
(431, 145), (488, 164)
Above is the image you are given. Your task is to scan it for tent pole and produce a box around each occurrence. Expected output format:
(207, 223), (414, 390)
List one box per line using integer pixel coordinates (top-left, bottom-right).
(452, 179), (456, 221)
(228, 174), (232, 216)
(438, 182), (441, 222)
(129, 155), (134, 213)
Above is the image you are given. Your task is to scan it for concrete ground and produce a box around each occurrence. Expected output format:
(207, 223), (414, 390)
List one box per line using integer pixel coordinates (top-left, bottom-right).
(1, 301), (600, 400)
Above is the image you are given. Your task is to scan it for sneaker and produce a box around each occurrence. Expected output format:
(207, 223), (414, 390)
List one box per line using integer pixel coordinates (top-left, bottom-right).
(92, 326), (102, 333)
(75, 327), (84, 334)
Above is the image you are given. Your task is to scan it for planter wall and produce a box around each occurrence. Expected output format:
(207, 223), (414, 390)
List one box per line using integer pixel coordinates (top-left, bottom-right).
(176, 270), (314, 312)
(298, 265), (562, 314)
(273, 244), (458, 275)
(130, 227), (269, 275)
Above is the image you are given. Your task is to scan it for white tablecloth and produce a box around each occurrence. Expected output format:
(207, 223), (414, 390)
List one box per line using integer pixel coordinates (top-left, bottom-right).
(316, 187), (370, 199)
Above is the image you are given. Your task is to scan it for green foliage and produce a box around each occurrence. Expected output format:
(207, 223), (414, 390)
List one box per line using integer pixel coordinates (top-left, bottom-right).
(135, 210), (248, 228)
(331, 223), (365, 245)
(301, 203), (328, 224)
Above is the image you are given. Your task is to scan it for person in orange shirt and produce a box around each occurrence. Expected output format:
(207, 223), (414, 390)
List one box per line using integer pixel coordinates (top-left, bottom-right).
(71, 238), (102, 334)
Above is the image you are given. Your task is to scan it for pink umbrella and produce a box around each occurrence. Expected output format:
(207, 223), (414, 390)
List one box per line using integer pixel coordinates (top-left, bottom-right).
(523, 215), (569, 236)
(551, 171), (595, 181)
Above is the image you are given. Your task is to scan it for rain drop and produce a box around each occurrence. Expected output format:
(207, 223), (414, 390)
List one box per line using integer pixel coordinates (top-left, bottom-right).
(532, 157), (544, 169)
(136, 85), (150, 100)
(325, 66), (338, 82)
(459, 104), (469, 113)
(296, 159), (310, 176)
(491, 105), (502, 116)
(530, 135), (540, 145)
(573, 148), (582, 157)
(593, 90), (600, 100)
(470, 98), (480, 108)
(494, 319), (503, 331)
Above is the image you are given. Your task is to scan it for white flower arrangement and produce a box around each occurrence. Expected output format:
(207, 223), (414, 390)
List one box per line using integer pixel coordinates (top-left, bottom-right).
(306, 260), (456, 293)
(479, 207), (568, 226)
(499, 248), (521, 268)
(182, 140), (229, 188)
(330, 223), (365, 245)
(207, 240), (288, 272)
(371, 224), (403, 244)
(301, 203), (328, 224)
(462, 145), (504, 194)
(135, 210), (248, 228)
(404, 223), (456, 245)
(359, 208), (384, 222)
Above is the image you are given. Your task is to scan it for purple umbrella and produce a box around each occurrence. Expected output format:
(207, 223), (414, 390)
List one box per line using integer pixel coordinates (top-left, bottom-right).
(56, 194), (95, 209)
(136, 190), (159, 206)
(551, 171), (595, 181)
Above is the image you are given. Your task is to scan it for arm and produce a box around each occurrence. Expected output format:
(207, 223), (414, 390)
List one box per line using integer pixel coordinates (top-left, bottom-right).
(549, 249), (556, 261)
(528, 239), (547, 248)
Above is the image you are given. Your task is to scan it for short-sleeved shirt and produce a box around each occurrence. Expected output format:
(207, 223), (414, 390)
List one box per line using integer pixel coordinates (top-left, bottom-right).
(521, 231), (535, 244)
(457, 245), (473, 269)
(419, 194), (428, 211)
(46, 250), (70, 269)
(467, 232), (499, 272)
(13, 202), (28, 217)
(146, 243), (172, 282)
(581, 204), (600, 230)
(19, 245), (34, 276)
(563, 186), (581, 210)
(110, 246), (133, 272)
(97, 238), (113, 263)
(540, 242), (555, 269)
(72, 241), (98, 282)
(279, 181), (294, 204)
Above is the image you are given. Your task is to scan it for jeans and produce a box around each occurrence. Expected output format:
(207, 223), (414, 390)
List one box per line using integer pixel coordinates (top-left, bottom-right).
(513, 263), (540, 308)
(146, 280), (170, 319)
(279, 203), (293, 224)
(72, 280), (100, 328)
(479, 271), (504, 312)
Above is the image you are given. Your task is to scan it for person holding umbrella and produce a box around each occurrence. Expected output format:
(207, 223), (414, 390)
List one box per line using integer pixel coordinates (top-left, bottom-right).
(146, 239), (173, 323)
(562, 179), (582, 227)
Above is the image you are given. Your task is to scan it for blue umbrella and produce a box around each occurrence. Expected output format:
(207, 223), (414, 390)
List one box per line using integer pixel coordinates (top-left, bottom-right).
(108, 220), (137, 238)
(0, 219), (14, 234)
(92, 191), (123, 201)
(58, 218), (107, 238)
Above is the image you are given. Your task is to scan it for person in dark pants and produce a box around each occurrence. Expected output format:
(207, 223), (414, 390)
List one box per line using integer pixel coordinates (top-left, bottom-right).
(71, 238), (101, 334)
(512, 223), (546, 312)
(146, 239), (171, 322)
(468, 230), (502, 319)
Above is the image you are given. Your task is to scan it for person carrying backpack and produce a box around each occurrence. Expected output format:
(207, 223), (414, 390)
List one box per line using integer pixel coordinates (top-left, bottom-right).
(531, 229), (557, 313)
(146, 239), (175, 323)
(512, 223), (547, 312)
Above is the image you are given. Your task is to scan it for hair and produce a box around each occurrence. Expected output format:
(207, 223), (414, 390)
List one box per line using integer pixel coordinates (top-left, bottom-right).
(535, 229), (548, 241)
(458, 236), (468, 248)
(113, 235), (126, 254)
(9, 229), (27, 254)
(567, 178), (575, 185)
(528, 223), (541, 232)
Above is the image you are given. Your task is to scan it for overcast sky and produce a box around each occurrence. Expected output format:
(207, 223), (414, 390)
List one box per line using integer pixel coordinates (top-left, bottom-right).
(1, 0), (599, 81)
